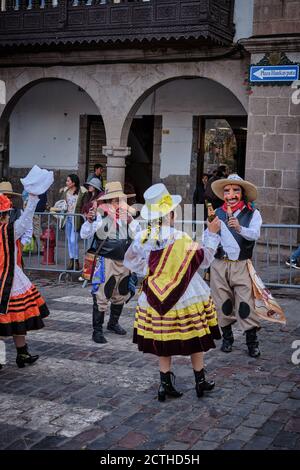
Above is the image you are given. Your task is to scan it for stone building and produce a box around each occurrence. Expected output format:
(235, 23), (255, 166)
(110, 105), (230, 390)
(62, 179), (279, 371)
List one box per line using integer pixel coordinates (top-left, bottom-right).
(0, 0), (299, 225)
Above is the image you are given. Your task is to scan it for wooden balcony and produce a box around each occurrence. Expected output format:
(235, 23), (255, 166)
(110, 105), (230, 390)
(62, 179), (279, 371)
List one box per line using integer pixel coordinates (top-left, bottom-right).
(0, 0), (235, 51)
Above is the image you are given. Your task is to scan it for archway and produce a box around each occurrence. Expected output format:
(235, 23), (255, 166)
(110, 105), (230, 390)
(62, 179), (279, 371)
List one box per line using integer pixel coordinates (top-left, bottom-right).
(122, 76), (247, 203)
(0, 78), (106, 202)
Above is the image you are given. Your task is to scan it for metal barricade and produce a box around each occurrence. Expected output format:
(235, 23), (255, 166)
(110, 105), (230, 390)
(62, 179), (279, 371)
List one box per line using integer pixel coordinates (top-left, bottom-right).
(138, 219), (300, 289)
(22, 214), (300, 289)
(253, 224), (300, 289)
(22, 211), (88, 282)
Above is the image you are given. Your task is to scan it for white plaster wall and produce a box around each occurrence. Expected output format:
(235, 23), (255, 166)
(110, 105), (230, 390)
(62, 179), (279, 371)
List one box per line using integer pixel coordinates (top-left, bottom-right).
(137, 78), (246, 116)
(160, 113), (193, 178)
(136, 78), (246, 178)
(234, 0), (254, 41)
(9, 80), (99, 169)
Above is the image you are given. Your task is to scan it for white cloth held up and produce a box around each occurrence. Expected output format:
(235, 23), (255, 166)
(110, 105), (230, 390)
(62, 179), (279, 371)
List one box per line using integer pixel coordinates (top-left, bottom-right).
(20, 165), (54, 196)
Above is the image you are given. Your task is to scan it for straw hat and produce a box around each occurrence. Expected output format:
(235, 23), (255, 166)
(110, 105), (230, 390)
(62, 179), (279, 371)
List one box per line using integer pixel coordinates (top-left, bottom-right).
(0, 194), (12, 213)
(98, 181), (135, 201)
(0, 181), (22, 197)
(141, 183), (182, 221)
(211, 174), (258, 202)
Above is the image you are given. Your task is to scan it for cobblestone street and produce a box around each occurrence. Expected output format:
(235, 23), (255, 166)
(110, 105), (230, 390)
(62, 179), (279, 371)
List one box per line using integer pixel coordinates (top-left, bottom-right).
(0, 278), (300, 451)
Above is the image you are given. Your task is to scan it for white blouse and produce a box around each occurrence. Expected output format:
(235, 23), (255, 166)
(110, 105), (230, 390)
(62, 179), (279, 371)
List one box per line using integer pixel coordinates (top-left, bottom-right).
(123, 227), (220, 276)
(11, 195), (39, 296)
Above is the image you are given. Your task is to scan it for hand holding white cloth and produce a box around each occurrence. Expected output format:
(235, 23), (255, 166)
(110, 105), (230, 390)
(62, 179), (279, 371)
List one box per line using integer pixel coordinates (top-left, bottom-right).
(20, 165), (54, 196)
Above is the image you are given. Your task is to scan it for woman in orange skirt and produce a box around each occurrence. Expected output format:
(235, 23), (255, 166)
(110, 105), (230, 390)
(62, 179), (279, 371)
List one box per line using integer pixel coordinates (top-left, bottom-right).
(0, 192), (49, 369)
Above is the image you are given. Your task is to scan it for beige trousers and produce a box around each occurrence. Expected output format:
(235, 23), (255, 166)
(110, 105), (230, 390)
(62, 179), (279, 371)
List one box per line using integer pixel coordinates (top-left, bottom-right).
(95, 257), (130, 312)
(210, 258), (260, 333)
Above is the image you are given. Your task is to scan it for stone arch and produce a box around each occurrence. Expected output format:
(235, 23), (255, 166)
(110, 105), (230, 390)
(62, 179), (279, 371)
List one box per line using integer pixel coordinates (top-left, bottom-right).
(119, 63), (248, 147)
(0, 75), (104, 178)
(0, 74), (103, 139)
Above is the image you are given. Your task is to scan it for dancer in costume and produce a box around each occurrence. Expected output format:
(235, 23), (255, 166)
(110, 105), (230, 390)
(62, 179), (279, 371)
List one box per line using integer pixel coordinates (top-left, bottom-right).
(80, 181), (139, 344)
(0, 167), (53, 370)
(124, 183), (221, 401)
(209, 174), (263, 357)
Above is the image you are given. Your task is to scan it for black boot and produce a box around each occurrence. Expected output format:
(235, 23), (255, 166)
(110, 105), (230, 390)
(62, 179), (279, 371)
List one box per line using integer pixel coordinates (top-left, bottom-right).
(194, 369), (215, 398)
(221, 325), (234, 353)
(92, 295), (107, 344)
(158, 371), (183, 402)
(16, 344), (39, 369)
(107, 304), (126, 335)
(246, 327), (261, 358)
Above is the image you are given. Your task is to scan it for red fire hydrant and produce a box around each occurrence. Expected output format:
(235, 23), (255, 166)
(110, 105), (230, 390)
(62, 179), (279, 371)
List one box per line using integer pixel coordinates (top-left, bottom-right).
(40, 227), (56, 265)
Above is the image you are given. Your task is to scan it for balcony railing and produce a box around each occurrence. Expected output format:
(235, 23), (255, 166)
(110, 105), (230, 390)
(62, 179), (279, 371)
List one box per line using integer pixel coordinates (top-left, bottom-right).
(0, 0), (235, 50)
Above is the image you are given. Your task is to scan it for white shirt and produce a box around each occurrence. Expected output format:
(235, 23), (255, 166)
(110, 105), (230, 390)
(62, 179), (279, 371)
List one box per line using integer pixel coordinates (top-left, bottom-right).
(204, 208), (262, 261)
(124, 227), (220, 276)
(80, 215), (141, 241)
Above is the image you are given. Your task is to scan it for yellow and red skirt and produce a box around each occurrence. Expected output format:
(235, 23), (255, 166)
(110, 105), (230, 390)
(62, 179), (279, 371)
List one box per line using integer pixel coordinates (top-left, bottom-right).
(133, 289), (221, 356)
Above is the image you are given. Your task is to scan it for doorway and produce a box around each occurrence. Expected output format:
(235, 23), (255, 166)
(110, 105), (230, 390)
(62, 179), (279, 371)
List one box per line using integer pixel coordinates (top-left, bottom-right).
(85, 115), (107, 182)
(196, 116), (247, 184)
(126, 115), (154, 203)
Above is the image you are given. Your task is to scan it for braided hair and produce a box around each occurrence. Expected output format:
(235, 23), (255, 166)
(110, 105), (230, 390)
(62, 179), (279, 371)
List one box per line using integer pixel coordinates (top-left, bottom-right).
(142, 217), (163, 247)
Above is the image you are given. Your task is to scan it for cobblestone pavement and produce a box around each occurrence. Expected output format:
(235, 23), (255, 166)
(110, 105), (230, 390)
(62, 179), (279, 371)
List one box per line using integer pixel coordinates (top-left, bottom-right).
(0, 275), (300, 450)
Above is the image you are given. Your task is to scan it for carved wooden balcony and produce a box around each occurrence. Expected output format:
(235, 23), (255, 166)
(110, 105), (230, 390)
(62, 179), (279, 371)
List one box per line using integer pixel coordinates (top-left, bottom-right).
(0, 0), (235, 51)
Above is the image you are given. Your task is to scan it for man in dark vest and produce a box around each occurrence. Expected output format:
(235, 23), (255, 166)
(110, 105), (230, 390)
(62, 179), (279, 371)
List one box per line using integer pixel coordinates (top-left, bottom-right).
(80, 181), (139, 344)
(209, 174), (262, 358)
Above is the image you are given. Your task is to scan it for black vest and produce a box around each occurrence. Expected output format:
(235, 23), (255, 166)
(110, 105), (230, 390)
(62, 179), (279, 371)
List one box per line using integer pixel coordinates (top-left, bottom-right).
(215, 206), (256, 261)
(89, 218), (131, 261)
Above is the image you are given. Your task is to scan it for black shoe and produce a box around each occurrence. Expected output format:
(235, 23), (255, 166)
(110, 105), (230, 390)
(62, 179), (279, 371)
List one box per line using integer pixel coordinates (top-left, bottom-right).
(194, 369), (215, 398)
(248, 344), (261, 358)
(67, 258), (74, 270)
(158, 371), (183, 402)
(107, 323), (126, 335)
(246, 327), (261, 358)
(92, 297), (107, 344)
(92, 330), (107, 344)
(107, 304), (126, 335)
(285, 258), (298, 269)
(0, 363), (3, 370)
(16, 344), (39, 369)
(221, 325), (234, 353)
(74, 260), (80, 271)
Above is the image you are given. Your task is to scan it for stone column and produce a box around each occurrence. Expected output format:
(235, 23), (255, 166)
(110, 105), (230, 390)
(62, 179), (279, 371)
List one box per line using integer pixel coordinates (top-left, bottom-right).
(103, 146), (131, 185)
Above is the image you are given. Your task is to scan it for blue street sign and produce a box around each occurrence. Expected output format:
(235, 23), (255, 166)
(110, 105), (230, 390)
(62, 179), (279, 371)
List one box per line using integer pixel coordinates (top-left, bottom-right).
(250, 65), (299, 82)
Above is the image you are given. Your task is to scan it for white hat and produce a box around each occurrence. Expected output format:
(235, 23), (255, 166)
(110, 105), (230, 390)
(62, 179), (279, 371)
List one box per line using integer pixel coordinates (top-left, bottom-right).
(211, 174), (258, 202)
(141, 183), (182, 221)
(20, 165), (54, 196)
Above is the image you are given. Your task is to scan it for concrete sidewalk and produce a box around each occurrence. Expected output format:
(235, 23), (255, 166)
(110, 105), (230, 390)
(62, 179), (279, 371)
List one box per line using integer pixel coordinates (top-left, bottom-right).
(0, 277), (299, 450)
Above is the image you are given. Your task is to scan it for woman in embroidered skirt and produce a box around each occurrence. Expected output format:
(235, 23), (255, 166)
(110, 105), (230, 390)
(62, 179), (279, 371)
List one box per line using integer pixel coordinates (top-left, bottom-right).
(124, 183), (221, 401)
(0, 186), (50, 370)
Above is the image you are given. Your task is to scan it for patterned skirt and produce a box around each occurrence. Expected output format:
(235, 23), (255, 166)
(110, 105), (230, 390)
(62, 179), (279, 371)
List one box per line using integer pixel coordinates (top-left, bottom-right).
(133, 273), (221, 356)
(0, 284), (49, 337)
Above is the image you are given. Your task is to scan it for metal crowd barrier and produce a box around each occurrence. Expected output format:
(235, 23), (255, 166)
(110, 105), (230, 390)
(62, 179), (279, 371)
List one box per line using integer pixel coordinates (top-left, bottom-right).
(253, 224), (300, 289)
(22, 214), (300, 289)
(23, 211), (88, 282)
